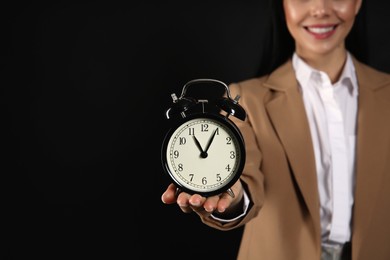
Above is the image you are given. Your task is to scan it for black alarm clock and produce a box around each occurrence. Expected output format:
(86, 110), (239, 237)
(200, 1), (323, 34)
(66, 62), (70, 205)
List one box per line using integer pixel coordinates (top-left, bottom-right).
(161, 78), (246, 198)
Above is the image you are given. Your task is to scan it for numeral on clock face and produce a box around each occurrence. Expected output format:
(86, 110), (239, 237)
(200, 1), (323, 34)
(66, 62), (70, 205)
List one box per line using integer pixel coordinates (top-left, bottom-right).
(166, 118), (241, 193)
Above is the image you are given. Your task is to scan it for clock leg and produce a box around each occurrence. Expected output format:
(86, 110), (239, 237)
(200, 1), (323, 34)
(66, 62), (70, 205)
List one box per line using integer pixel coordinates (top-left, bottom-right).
(226, 188), (235, 198)
(175, 187), (182, 197)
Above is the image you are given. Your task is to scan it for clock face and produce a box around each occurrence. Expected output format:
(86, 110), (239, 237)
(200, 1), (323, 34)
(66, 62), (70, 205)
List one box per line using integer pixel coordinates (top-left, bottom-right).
(162, 114), (245, 196)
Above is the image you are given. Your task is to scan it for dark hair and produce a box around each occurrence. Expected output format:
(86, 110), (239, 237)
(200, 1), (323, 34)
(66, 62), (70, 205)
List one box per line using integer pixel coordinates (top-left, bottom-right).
(256, 0), (368, 77)
(345, 1), (368, 64)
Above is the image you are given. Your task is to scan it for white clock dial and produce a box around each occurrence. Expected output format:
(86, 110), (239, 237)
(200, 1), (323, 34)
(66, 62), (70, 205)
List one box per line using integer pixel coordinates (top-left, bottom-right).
(165, 117), (242, 194)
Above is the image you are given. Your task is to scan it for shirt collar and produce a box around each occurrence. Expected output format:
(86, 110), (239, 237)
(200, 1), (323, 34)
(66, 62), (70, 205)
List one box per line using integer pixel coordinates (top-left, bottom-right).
(292, 52), (358, 97)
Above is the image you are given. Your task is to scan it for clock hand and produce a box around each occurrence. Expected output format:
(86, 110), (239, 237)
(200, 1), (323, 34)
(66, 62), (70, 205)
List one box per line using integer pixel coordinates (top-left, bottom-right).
(203, 129), (218, 157)
(192, 135), (206, 157)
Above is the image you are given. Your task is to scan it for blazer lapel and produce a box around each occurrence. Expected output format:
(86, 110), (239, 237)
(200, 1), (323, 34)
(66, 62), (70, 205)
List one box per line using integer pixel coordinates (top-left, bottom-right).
(264, 61), (321, 243)
(351, 59), (390, 252)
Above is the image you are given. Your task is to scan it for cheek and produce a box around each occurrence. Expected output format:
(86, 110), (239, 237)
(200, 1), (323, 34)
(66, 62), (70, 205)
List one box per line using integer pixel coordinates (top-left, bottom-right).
(334, 2), (359, 21)
(283, 2), (304, 30)
(284, 7), (302, 40)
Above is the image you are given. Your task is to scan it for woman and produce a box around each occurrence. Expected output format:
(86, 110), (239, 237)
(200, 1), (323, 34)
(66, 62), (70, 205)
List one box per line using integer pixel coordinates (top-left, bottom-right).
(162, 0), (390, 259)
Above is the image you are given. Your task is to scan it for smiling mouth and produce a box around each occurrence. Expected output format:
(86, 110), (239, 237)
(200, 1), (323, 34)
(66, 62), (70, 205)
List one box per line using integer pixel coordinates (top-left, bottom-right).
(305, 25), (337, 34)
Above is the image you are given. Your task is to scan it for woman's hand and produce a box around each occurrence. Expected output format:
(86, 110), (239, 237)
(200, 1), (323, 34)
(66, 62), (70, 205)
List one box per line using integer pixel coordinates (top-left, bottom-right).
(161, 180), (244, 218)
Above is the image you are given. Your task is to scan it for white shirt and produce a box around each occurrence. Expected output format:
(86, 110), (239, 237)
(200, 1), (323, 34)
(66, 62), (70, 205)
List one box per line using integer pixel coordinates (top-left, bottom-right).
(293, 52), (358, 245)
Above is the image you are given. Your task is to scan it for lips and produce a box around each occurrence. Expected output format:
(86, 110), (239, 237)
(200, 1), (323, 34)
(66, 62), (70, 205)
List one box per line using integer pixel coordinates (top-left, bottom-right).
(304, 25), (337, 39)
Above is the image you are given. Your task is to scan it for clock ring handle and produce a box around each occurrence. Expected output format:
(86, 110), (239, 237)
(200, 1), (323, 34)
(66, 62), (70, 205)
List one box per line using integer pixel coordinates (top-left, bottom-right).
(179, 78), (232, 100)
(180, 78), (246, 121)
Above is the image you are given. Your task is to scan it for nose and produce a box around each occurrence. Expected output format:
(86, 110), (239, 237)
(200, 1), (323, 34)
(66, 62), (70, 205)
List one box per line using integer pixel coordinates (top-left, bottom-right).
(310, 0), (330, 17)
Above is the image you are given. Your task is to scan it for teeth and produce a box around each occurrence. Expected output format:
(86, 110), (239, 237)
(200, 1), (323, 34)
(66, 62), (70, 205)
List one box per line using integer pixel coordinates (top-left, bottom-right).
(307, 26), (334, 34)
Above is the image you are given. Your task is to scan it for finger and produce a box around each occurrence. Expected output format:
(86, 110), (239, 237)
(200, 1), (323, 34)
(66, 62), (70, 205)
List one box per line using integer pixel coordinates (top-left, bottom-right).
(161, 183), (178, 204)
(187, 194), (207, 212)
(177, 191), (193, 213)
(216, 191), (235, 213)
(187, 193), (210, 216)
(203, 195), (220, 213)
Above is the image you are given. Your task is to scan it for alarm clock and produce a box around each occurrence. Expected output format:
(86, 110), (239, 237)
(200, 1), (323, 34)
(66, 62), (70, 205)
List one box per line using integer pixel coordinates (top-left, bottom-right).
(161, 78), (246, 198)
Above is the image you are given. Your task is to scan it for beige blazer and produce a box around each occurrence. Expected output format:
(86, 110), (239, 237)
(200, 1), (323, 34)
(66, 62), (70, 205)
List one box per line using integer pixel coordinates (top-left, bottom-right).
(200, 57), (390, 260)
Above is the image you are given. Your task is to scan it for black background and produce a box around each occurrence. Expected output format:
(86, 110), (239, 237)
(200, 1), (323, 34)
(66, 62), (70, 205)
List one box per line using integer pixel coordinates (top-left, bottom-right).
(3, 1), (390, 259)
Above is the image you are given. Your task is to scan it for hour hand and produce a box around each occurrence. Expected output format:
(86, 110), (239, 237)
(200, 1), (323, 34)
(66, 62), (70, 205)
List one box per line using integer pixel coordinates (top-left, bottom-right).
(193, 135), (207, 158)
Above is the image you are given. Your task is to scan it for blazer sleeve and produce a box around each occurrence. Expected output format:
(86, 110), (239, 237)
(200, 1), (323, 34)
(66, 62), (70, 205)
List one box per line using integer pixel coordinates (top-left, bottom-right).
(199, 81), (265, 230)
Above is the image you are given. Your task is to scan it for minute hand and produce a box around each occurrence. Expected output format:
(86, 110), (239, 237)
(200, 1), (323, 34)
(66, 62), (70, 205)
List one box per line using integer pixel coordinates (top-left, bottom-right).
(203, 129), (218, 157)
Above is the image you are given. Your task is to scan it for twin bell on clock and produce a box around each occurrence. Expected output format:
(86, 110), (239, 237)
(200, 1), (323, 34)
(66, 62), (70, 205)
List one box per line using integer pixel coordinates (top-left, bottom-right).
(161, 78), (247, 198)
